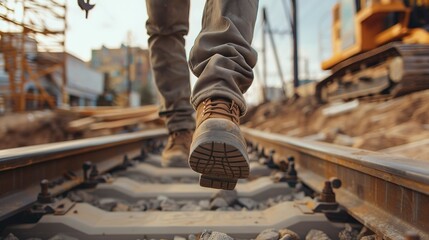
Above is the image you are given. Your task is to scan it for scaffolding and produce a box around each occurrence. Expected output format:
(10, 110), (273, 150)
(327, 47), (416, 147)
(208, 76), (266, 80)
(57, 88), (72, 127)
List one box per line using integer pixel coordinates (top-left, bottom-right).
(0, 0), (67, 112)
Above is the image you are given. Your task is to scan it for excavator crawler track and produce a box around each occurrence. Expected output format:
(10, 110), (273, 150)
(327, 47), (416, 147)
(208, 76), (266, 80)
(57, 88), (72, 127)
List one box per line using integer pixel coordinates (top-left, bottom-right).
(316, 43), (429, 102)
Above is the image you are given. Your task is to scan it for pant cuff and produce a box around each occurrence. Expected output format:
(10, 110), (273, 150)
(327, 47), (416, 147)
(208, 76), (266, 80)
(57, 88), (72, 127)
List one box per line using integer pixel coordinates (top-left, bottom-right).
(191, 87), (247, 116)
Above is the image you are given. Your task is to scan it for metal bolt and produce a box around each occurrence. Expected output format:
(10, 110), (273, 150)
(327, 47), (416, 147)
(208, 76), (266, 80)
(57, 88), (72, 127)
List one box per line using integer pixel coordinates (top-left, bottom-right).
(139, 147), (147, 161)
(330, 177), (342, 189)
(286, 162), (298, 188)
(320, 181), (336, 203)
(266, 150), (279, 169)
(279, 160), (288, 172)
(40, 179), (49, 195)
(89, 165), (99, 180)
(37, 179), (53, 204)
(81, 164), (99, 189)
(82, 161), (92, 181)
(287, 162), (297, 177)
(123, 154), (129, 164)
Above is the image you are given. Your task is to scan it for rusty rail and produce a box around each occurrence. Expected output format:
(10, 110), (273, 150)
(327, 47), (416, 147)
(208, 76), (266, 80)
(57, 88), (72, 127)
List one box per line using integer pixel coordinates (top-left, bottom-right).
(242, 127), (429, 240)
(0, 128), (167, 221)
(2, 125), (428, 239)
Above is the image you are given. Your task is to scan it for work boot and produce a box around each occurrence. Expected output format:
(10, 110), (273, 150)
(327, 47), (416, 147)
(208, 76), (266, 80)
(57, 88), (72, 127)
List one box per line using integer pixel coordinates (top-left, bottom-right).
(189, 98), (249, 190)
(162, 130), (193, 168)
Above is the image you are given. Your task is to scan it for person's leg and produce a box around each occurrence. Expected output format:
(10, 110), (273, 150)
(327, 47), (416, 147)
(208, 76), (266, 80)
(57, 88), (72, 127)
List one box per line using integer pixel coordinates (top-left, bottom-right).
(188, 0), (259, 189)
(189, 0), (258, 115)
(146, 0), (195, 167)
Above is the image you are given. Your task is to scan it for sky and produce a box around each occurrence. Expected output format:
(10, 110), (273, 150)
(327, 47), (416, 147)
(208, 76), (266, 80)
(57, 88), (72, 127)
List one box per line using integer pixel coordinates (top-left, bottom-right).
(66, 0), (339, 103)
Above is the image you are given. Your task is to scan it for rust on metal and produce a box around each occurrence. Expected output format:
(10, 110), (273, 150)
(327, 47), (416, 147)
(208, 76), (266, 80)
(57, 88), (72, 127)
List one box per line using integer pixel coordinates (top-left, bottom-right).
(0, 0), (67, 111)
(242, 127), (429, 240)
(37, 179), (53, 204)
(320, 181), (336, 203)
(0, 128), (167, 221)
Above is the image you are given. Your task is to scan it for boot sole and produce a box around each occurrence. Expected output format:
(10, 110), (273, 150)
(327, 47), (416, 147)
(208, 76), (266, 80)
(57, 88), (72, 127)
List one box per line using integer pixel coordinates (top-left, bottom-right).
(189, 128), (249, 190)
(199, 175), (237, 190)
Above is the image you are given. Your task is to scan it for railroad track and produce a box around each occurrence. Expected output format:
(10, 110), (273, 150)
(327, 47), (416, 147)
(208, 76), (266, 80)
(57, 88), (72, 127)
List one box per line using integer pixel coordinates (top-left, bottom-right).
(0, 127), (427, 240)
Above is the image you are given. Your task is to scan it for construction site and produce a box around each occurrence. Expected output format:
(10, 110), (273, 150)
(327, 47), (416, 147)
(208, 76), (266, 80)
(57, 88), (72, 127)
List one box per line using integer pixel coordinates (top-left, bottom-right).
(0, 0), (429, 240)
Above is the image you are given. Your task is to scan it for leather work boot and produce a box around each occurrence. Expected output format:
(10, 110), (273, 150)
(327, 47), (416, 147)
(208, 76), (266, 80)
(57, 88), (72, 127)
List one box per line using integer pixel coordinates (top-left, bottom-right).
(162, 130), (193, 167)
(189, 98), (249, 190)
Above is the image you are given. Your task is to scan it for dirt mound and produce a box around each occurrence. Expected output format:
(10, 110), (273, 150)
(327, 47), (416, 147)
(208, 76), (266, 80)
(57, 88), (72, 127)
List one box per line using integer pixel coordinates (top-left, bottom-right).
(245, 89), (429, 161)
(0, 111), (74, 149)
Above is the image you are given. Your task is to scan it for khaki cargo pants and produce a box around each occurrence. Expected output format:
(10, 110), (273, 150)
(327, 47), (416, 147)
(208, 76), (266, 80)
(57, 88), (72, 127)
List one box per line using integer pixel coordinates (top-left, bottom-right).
(146, 0), (258, 132)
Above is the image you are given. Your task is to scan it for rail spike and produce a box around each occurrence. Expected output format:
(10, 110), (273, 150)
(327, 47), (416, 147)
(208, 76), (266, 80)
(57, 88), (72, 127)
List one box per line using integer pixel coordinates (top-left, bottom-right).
(286, 157), (298, 188)
(37, 179), (53, 204)
(81, 162), (100, 188)
(265, 150), (279, 169)
(307, 177), (343, 213)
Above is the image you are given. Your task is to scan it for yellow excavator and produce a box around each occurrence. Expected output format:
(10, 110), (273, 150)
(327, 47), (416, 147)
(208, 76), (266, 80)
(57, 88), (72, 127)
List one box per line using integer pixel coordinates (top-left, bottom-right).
(316, 0), (429, 102)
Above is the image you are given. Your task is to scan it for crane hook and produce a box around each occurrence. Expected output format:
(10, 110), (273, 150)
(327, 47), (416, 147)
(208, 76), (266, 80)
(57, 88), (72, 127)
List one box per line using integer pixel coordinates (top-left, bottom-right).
(77, 0), (95, 19)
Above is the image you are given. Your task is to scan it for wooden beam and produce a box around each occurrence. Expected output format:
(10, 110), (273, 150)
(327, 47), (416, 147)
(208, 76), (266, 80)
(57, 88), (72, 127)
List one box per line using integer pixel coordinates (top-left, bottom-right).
(89, 112), (160, 131)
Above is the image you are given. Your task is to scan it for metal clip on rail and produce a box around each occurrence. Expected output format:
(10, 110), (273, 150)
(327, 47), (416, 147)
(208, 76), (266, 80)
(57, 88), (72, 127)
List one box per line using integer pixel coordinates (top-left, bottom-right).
(140, 147), (148, 161)
(265, 150), (279, 170)
(309, 177), (342, 212)
(279, 159), (288, 172)
(81, 161), (104, 188)
(286, 157), (298, 188)
(89, 165), (99, 181)
(31, 179), (75, 216)
(272, 156), (298, 188)
(37, 179), (53, 204)
(116, 154), (134, 171)
(132, 146), (148, 162)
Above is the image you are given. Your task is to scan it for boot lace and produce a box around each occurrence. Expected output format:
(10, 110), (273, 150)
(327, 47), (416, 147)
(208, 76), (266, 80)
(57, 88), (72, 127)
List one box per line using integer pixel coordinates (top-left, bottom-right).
(203, 99), (240, 124)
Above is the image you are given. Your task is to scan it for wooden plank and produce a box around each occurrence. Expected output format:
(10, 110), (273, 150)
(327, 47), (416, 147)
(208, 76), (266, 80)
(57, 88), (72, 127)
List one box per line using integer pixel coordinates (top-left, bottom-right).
(66, 117), (96, 132)
(89, 112), (159, 131)
(92, 105), (159, 121)
(69, 106), (158, 119)
(69, 107), (123, 117)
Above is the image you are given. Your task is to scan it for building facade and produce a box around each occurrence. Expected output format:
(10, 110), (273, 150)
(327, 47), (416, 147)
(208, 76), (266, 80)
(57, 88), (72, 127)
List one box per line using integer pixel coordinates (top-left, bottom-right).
(90, 45), (156, 107)
(34, 52), (104, 108)
(65, 54), (104, 106)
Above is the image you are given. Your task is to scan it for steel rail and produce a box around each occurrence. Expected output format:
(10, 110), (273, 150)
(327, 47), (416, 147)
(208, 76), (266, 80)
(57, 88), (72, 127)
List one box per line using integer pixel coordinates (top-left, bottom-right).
(0, 128), (168, 221)
(242, 127), (429, 240)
